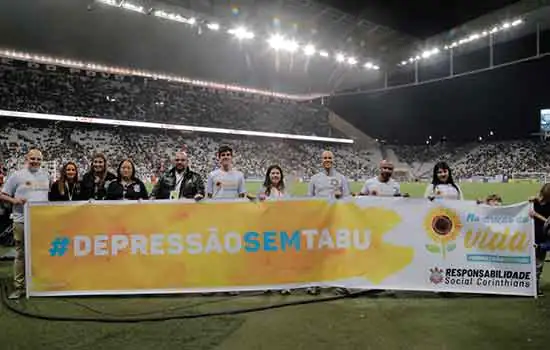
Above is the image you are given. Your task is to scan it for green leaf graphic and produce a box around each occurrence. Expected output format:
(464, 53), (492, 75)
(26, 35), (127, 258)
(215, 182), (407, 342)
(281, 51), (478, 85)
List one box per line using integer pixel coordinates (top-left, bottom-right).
(426, 244), (441, 253)
(446, 243), (456, 252)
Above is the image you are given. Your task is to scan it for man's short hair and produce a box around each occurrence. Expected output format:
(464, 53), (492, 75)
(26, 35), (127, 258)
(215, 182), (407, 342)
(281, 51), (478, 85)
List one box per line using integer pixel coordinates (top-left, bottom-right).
(217, 145), (233, 155)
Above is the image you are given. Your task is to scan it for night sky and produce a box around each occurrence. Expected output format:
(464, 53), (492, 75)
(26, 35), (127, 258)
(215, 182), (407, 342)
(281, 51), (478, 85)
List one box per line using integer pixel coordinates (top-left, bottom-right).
(316, 0), (521, 38)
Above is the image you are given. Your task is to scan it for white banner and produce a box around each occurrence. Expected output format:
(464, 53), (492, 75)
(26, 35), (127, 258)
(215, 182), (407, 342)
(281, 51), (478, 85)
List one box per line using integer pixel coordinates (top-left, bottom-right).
(27, 197), (536, 297)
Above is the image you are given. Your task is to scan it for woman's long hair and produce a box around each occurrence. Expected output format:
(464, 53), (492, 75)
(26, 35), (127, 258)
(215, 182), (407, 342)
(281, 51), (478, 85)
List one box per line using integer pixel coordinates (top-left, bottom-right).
(431, 161), (460, 194)
(539, 183), (550, 203)
(57, 161), (79, 195)
(90, 153), (109, 185)
(263, 165), (285, 197)
(116, 159), (137, 182)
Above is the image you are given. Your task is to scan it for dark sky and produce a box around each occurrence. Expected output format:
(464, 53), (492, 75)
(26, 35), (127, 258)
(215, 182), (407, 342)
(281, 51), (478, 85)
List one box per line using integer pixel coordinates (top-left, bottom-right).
(316, 0), (521, 38)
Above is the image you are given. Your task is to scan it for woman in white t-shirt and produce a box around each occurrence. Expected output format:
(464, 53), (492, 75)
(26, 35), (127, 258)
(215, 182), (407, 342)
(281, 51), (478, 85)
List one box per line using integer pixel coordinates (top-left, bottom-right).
(258, 165), (288, 200)
(424, 161), (463, 200)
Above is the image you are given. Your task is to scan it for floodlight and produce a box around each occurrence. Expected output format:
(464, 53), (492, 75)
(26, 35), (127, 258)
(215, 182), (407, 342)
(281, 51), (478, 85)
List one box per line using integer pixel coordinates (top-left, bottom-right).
(511, 19), (522, 26)
(285, 40), (299, 53)
(347, 57), (357, 65)
(268, 34), (285, 50)
(121, 2), (144, 13)
(228, 27), (254, 40)
(364, 62), (373, 69)
(319, 50), (329, 57)
(335, 53), (345, 62)
(372, 65), (380, 70)
(303, 44), (316, 56)
(207, 23), (220, 31)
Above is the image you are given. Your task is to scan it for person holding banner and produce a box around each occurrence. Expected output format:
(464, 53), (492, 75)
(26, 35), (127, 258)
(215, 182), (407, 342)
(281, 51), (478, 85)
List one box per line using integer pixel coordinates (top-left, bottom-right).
(48, 161), (82, 201)
(424, 161), (463, 200)
(150, 151), (204, 201)
(308, 150), (350, 199)
(106, 159), (149, 200)
(0, 149), (50, 299)
(206, 145), (246, 200)
(360, 160), (406, 197)
(258, 165), (288, 200)
(80, 153), (116, 200)
(307, 151), (350, 295)
(528, 184), (550, 297)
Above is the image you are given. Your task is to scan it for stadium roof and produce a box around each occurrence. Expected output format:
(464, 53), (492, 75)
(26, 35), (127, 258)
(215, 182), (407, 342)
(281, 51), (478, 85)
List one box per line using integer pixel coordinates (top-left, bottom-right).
(0, 0), (546, 94)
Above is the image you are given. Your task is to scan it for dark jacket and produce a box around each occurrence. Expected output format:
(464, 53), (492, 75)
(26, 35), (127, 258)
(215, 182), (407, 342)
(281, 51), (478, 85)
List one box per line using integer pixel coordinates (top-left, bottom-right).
(151, 167), (204, 200)
(106, 179), (149, 200)
(534, 198), (550, 244)
(48, 181), (83, 201)
(80, 171), (117, 200)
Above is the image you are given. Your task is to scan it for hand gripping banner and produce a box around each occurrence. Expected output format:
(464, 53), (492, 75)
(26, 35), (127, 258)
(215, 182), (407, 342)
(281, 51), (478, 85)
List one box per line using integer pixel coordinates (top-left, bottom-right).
(25, 197), (537, 297)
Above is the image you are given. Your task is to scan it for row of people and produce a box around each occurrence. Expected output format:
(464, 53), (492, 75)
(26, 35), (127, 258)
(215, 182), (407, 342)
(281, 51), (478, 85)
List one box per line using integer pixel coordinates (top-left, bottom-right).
(0, 144), (544, 299)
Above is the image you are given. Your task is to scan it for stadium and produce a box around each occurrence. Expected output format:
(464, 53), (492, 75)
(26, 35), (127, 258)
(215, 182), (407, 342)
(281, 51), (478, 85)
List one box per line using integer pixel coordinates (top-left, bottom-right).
(0, 0), (550, 348)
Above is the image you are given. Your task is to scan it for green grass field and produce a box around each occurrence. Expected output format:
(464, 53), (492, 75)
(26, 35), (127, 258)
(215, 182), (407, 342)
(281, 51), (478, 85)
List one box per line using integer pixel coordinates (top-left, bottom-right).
(0, 182), (548, 350)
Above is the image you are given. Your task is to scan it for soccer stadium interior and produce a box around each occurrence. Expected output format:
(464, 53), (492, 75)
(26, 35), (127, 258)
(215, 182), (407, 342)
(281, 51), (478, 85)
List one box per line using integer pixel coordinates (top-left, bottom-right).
(1, 0), (550, 349)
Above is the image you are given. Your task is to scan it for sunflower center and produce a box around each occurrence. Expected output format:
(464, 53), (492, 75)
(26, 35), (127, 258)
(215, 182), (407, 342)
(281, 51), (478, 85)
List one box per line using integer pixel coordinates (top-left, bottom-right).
(432, 216), (452, 236)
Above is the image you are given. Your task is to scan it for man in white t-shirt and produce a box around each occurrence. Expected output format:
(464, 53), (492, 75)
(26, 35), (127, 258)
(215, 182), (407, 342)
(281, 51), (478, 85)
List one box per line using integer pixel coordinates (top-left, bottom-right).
(206, 145), (247, 199)
(0, 149), (50, 299)
(360, 160), (406, 197)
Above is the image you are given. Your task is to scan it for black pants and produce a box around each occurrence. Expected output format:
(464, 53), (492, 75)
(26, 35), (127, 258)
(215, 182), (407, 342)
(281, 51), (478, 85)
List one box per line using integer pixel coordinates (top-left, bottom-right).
(536, 246), (547, 290)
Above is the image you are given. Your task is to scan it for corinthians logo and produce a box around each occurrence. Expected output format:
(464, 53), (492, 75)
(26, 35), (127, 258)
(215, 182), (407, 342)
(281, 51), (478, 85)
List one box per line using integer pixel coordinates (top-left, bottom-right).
(429, 267), (445, 284)
(424, 207), (463, 259)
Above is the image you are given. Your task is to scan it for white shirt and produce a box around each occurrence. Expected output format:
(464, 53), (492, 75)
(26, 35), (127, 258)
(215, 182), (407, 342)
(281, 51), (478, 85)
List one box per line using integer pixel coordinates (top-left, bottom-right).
(361, 177), (400, 197)
(424, 183), (463, 200)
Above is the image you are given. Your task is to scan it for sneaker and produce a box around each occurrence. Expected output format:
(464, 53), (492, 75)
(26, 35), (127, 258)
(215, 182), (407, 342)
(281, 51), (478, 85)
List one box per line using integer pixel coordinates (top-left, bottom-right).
(280, 289), (292, 295)
(537, 289), (544, 297)
(226, 291), (240, 296)
(306, 287), (321, 295)
(8, 289), (24, 300)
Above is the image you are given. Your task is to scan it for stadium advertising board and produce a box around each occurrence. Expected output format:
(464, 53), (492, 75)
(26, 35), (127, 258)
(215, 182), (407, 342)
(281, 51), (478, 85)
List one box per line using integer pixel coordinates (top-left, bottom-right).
(25, 198), (536, 297)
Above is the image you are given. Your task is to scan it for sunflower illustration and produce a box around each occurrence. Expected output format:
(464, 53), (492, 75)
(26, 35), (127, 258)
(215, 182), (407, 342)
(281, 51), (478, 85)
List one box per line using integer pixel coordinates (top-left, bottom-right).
(423, 207), (462, 258)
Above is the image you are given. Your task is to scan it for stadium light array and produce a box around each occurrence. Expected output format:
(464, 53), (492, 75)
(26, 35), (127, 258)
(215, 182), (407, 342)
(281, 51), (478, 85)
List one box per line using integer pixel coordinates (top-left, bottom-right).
(227, 27), (254, 40)
(94, 0), (382, 72)
(0, 110), (354, 144)
(153, 10), (195, 25)
(206, 22), (220, 31)
(399, 18), (524, 66)
(0, 48), (330, 100)
(303, 44), (316, 56)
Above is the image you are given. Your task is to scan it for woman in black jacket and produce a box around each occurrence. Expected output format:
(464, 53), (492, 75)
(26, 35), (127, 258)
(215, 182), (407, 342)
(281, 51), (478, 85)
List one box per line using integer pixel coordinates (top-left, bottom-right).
(80, 153), (117, 200)
(106, 159), (148, 200)
(49, 161), (83, 201)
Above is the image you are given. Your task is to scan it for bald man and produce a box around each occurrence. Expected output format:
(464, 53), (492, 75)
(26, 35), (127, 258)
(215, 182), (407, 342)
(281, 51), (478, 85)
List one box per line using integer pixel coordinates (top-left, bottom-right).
(0, 149), (50, 299)
(308, 151), (350, 199)
(360, 160), (402, 197)
(150, 151), (205, 200)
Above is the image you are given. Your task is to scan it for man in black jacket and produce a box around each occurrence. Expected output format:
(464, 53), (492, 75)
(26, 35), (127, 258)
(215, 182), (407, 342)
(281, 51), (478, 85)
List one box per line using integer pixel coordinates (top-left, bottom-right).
(151, 152), (205, 200)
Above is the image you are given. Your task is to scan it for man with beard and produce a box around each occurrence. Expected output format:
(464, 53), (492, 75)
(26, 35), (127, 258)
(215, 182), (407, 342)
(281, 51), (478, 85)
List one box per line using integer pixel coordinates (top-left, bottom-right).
(151, 151), (204, 200)
(360, 160), (405, 197)
(0, 149), (50, 299)
(308, 150), (350, 199)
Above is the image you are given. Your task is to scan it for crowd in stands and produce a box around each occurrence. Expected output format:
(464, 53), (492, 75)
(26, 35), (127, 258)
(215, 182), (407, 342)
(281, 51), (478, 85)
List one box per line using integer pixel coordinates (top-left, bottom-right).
(0, 59), (329, 136)
(0, 118), (378, 182)
(1, 58), (550, 181)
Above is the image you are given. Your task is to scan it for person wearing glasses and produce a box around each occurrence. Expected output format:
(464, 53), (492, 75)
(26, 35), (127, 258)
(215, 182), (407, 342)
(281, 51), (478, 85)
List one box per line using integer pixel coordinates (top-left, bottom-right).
(0, 149), (50, 299)
(150, 151), (204, 201)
